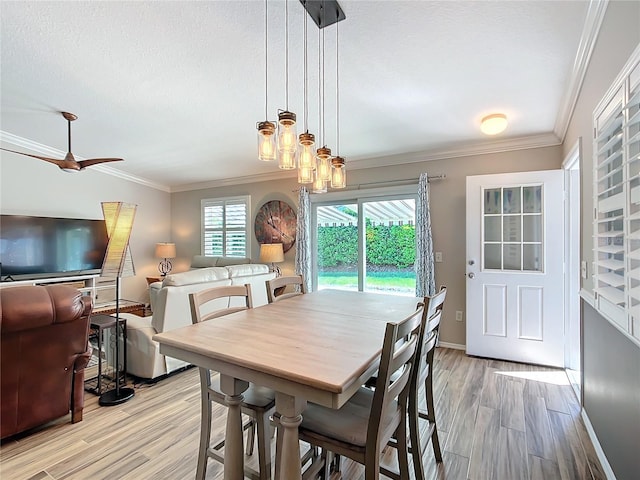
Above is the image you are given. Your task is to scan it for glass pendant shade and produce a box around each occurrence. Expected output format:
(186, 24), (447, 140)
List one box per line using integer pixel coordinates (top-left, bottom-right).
(257, 121), (277, 161)
(298, 165), (314, 184)
(279, 149), (296, 170)
(298, 132), (316, 170)
(278, 111), (298, 153)
(312, 170), (327, 193)
(316, 146), (332, 182)
(331, 156), (347, 189)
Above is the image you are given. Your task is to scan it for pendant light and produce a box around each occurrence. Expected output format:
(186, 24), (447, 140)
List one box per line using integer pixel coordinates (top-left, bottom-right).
(298, 4), (315, 184)
(278, 0), (297, 169)
(331, 16), (346, 189)
(315, 14), (331, 190)
(257, 0), (276, 162)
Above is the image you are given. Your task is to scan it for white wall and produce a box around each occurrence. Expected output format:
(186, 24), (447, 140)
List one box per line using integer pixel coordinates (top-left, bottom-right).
(0, 152), (171, 304)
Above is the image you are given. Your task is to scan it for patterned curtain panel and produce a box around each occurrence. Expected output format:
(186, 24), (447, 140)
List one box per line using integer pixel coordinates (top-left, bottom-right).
(295, 186), (312, 292)
(416, 173), (435, 296)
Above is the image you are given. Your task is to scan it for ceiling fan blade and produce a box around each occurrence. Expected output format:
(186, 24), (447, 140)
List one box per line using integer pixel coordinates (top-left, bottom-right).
(0, 147), (65, 166)
(77, 157), (124, 169)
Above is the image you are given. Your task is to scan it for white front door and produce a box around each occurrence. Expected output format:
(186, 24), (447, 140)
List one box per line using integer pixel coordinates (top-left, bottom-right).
(466, 170), (565, 367)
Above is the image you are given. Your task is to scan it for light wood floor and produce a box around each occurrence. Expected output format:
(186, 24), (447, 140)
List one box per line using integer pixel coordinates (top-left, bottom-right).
(0, 348), (605, 480)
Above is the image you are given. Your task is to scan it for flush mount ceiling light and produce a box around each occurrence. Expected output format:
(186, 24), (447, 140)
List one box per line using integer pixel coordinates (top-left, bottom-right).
(480, 113), (508, 135)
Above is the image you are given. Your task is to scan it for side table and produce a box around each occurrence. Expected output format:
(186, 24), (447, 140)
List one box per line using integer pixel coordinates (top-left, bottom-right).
(85, 314), (128, 395)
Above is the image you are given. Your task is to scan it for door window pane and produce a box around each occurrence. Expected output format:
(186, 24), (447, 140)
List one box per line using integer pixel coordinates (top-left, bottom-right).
(503, 215), (521, 242)
(484, 189), (501, 214)
(316, 204), (358, 291)
(523, 186), (542, 213)
(482, 185), (544, 272)
(503, 187), (522, 214)
(523, 244), (542, 271)
(523, 216), (542, 242)
(364, 200), (416, 296)
(503, 245), (521, 270)
(485, 244), (502, 269)
(484, 217), (501, 242)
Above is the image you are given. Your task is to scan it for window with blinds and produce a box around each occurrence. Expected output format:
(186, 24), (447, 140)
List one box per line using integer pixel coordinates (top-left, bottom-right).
(201, 196), (250, 258)
(593, 46), (640, 344)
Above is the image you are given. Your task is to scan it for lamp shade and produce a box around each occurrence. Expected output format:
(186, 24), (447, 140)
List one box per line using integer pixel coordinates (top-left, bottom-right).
(155, 242), (176, 259)
(101, 202), (137, 278)
(260, 243), (284, 263)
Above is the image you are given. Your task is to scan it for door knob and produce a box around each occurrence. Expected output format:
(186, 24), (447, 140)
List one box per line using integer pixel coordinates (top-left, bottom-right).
(468, 272), (475, 279)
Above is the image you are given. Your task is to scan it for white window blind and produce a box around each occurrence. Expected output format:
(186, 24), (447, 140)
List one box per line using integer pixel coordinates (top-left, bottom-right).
(593, 45), (640, 344)
(201, 196), (250, 258)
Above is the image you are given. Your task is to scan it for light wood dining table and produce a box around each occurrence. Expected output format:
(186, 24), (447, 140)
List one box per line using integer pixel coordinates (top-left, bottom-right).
(153, 289), (420, 480)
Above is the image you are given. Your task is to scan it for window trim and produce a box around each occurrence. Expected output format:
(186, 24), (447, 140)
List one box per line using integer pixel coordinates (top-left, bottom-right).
(201, 195), (251, 258)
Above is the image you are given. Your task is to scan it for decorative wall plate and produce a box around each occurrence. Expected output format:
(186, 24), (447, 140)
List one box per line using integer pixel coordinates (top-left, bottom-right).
(254, 200), (297, 253)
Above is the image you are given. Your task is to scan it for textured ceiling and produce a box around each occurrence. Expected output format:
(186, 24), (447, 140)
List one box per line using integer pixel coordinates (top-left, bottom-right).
(0, 1), (591, 191)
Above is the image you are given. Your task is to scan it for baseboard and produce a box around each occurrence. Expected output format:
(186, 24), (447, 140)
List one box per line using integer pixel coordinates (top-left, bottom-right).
(581, 409), (617, 480)
(437, 341), (465, 350)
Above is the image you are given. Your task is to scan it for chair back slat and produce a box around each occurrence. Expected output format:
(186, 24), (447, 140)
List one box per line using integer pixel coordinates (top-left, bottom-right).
(189, 284), (253, 325)
(266, 275), (306, 303)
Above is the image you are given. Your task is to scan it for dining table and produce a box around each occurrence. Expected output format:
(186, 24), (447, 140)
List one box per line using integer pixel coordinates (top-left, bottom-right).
(153, 289), (421, 480)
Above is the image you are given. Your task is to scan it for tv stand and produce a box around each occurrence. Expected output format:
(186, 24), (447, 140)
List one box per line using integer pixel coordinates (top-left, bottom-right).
(0, 274), (117, 308)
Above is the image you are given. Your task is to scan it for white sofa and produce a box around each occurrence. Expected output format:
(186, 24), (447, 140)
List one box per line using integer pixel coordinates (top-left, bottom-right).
(123, 264), (275, 379)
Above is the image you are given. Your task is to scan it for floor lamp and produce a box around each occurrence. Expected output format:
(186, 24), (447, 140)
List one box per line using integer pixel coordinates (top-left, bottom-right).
(99, 201), (137, 406)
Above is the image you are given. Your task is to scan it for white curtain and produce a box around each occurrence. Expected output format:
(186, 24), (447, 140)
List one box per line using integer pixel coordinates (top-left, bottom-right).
(295, 186), (312, 292)
(416, 173), (435, 296)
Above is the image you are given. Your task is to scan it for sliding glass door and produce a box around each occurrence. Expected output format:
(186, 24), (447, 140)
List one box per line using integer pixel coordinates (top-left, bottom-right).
(313, 193), (416, 296)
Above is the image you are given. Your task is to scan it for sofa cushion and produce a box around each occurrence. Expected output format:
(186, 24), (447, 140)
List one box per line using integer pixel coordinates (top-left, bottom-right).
(216, 256), (251, 267)
(191, 255), (252, 268)
(226, 264), (269, 277)
(163, 267), (229, 286)
(191, 255), (219, 268)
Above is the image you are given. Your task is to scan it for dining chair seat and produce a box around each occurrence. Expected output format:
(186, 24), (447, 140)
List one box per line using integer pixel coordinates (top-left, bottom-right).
(299, 387), (401, 448)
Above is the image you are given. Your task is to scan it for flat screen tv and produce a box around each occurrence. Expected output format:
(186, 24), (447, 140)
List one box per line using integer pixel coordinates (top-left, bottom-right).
(0, 214), (109, 281)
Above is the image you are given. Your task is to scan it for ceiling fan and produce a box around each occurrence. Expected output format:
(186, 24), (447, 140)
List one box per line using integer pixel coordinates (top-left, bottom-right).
(0, 111), (124, 172)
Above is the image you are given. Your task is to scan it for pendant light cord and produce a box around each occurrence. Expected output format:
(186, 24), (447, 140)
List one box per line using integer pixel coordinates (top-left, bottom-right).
(285, 0), (289, 111)
(264, 0), (268, 120)
(321, 22), (326, 146)
(303, 1), (308, 131)
(336, 16), (339, 155)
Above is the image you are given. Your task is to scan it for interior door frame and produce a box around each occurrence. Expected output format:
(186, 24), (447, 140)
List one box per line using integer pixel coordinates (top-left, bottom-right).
(563, 138), (582, 402)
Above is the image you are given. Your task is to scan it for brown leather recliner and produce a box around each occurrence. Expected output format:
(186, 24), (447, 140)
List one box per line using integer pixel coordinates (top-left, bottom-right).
(1, 284), (92, 439)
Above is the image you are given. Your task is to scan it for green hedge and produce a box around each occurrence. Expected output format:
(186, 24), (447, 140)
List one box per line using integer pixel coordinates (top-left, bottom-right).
(318, 224), (416, 268)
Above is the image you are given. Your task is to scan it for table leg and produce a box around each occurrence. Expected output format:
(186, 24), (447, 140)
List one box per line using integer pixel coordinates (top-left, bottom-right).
(275, 392), (307, 480)
(220, 375), (249, 480)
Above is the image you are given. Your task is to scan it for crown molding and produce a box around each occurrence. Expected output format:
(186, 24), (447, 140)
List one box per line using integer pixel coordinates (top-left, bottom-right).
(346, 132), (562, 171)
(1, 130), (171, 192)
(553, 0), (608, 142)
(3, 130), (561, 194)
(170, 169), (298, 193)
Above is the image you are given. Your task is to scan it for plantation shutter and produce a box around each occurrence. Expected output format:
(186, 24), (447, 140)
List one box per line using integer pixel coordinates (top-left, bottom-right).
(593, 45), (640, 343)
(202, 196), (250, 257)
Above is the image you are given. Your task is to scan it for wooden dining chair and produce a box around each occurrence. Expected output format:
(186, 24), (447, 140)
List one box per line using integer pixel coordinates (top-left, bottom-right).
(297, 304), (424, 480)
(189, 284), (276, 480)
(265, 275), (306, 303)
(404, 286), (447, 480)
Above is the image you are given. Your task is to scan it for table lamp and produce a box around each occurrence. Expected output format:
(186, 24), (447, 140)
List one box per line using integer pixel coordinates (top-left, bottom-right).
(155, 242), (176, 277)
(260, 243), (284, 277)
(99, 201), (136, 406)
